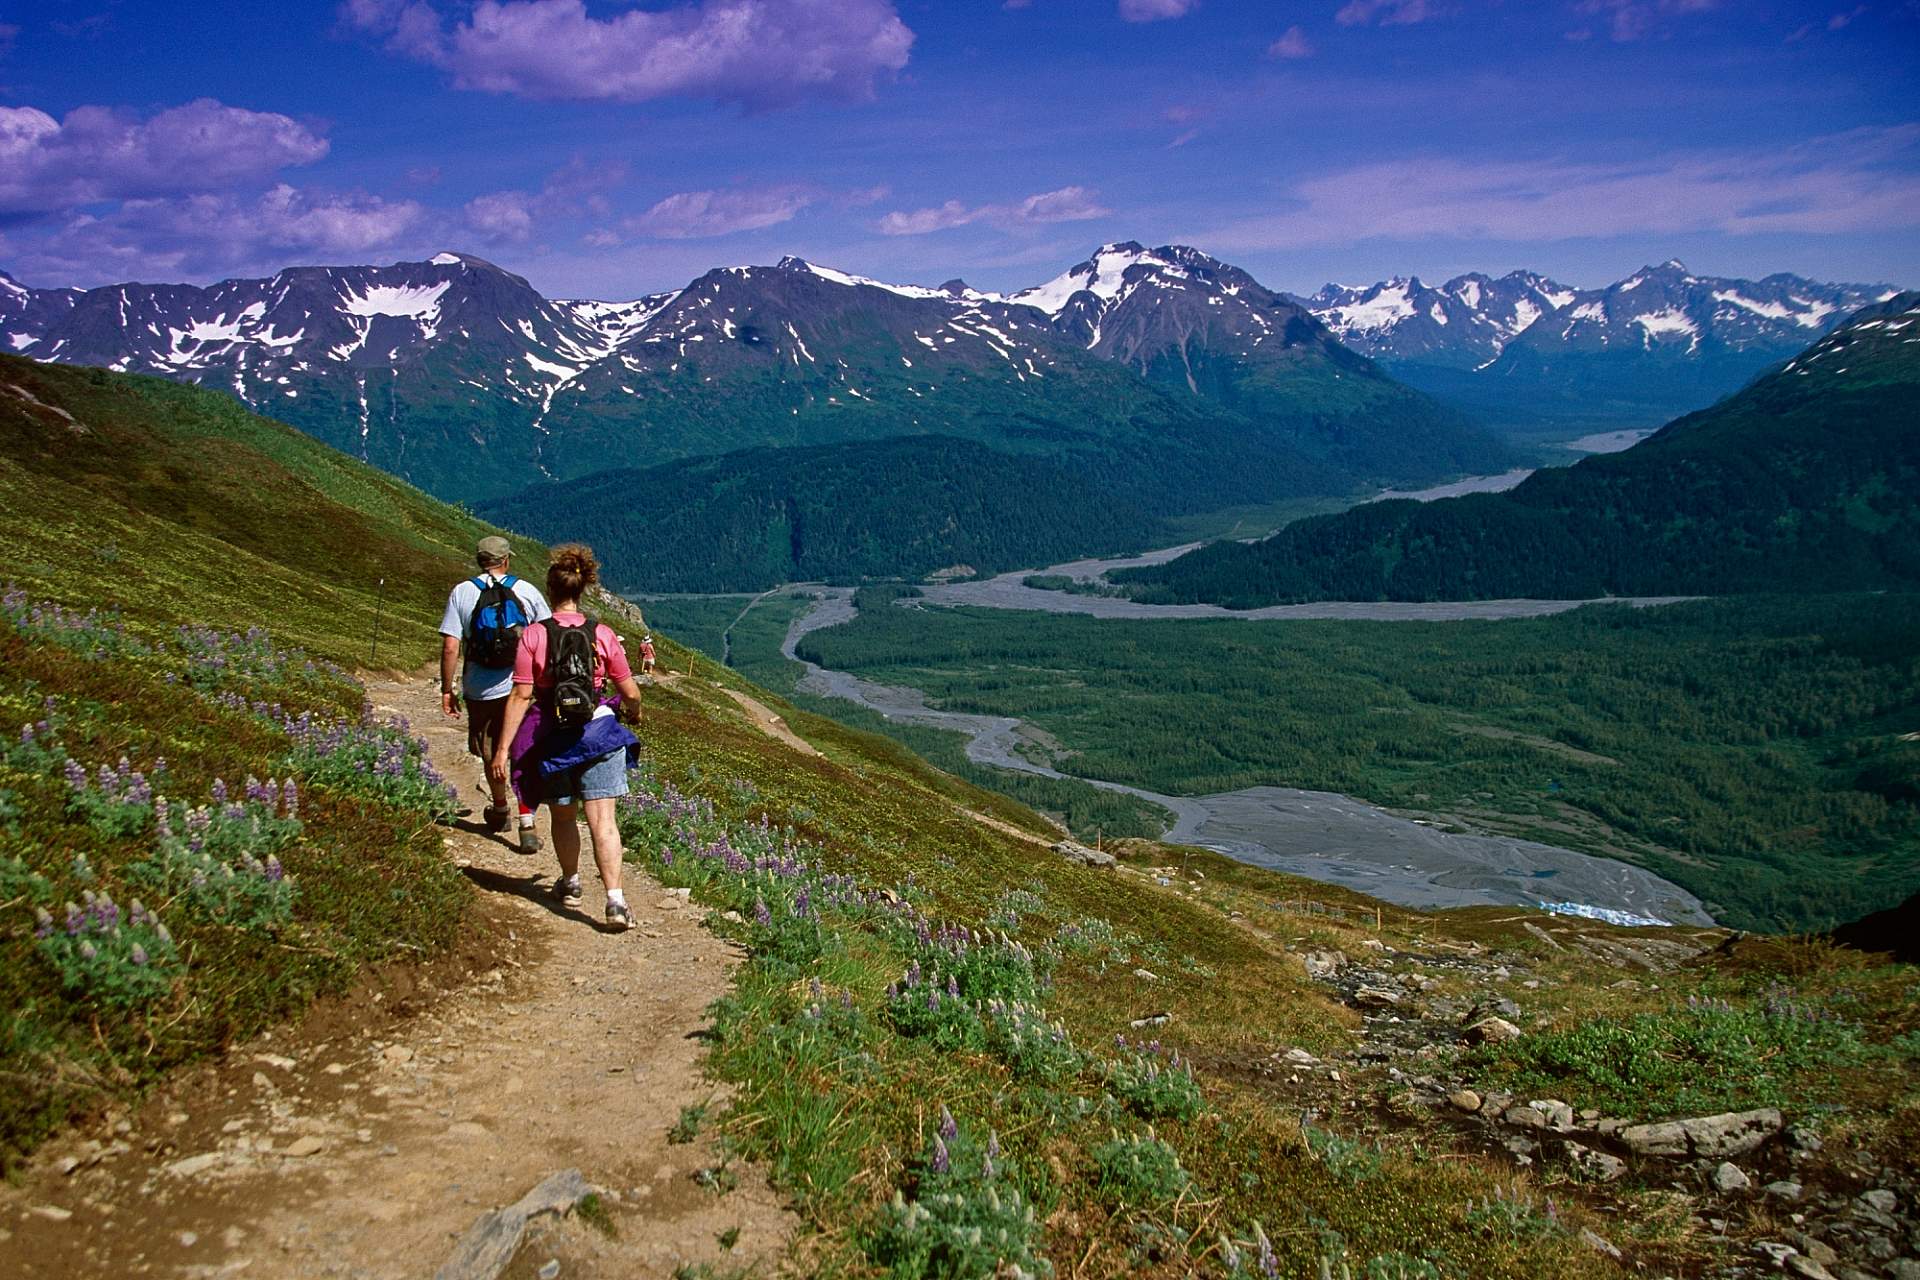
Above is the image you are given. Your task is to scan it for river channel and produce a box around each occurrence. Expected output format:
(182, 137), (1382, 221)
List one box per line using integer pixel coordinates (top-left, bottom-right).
(777, 574), (1714, 927)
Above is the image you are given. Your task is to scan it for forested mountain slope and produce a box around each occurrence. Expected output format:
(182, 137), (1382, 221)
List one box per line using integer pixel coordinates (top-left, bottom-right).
(1118, 294), (1920, 607)
(481, 434), (1164, 592)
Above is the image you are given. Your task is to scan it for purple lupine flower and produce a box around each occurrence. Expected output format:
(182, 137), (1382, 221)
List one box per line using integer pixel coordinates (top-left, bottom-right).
(129, 943), (149, 966)
(264, 856), (284, 883)
(63, 758), (87, 791)
(930, 1135), (950, 1175)
(938, 1106), (957, 1141)
(34, 907), (54, 938)
(210, 778), (228, 803)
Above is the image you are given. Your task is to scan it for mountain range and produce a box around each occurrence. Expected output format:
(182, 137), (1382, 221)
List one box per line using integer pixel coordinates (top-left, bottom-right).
(1305, 262), (1896, 435)
(1115, 292), (1920, 606)
(0, 245), (1503, 513)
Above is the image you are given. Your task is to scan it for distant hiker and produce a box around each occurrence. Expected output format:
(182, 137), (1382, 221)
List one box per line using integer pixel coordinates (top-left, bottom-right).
(440, 535), (551, 852)
(639, 633), (657, 677)
(489, 544), (646, 932)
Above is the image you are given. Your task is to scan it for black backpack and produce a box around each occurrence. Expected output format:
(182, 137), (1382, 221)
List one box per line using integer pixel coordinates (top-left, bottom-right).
(466, 575), (530, 668)
(543, 616), (599, 727)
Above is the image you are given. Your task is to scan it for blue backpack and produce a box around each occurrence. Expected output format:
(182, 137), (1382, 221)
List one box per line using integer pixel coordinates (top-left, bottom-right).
(466, 575), (530, 667)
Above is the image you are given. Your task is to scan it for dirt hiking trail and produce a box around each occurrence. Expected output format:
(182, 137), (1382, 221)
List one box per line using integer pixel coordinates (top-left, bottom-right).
(2, 673), (795, 1280)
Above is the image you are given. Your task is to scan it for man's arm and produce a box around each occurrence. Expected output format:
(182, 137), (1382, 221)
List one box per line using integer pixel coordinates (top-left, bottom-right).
(440, 635), (462, 717)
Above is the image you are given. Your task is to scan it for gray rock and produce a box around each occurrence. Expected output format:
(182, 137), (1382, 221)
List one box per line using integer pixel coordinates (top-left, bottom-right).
(1711, 1162), (1752, 1193)
(1564, 1142), (1628, 1182)
(1788, 1235), (1838, 1268)
(1622, 1121), (1691, 1157)
(1860, 1189), (1899, 1214)
(1884, 1261), (1920, 1280)
(1683, 1108), (1783, 1158)
(1353, 986), (1403, 1009)
(1578, 1228), (1623, 1260)
(1464, 1016), (1522, 1045)
(1448, 1089), (1482, 1113)
(1765, 1181), (1805, 1201)
(1754, 1241), (1798, 1265)
(1783, 1124), (1823, 1152)
(1052, 840), (1116, 869)
(1529, 1099), (1575, 1130)
(1302, 950), (1345, 980)
(1503, 1106), (1548, 1131)
(1786, 1256), (1837, 1280)
(435, 1169), (592, 1280)
(537, 1263), (561, 1280)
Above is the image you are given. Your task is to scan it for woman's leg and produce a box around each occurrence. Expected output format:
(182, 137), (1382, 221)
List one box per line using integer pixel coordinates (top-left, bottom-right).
(583, 797), (623, 893)
(549, 800), (582, 878)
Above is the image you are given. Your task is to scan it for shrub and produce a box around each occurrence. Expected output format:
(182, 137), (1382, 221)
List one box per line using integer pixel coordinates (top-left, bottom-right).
(1105, 1038), (1204, 1122)
(127, 783), (299, 931)
(1475, 991), (1873, 1116)
(871, 1109), (1051, 1279)
(983, 998), (1081, 1083)
(1091, 1128), (1190, 1207)
(2, 586), (147, 659)
(275, 708), (457, 823)
(33, 892), (183, 1008)
(1301, 1123), (1382, 1186)
(62, 755), (161, 840)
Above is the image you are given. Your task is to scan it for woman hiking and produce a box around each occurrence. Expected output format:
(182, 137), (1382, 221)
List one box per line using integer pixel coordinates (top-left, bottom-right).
(489, 544), (645, 932)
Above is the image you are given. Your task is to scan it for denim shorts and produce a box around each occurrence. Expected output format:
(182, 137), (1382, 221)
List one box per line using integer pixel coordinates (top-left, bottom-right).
(544, 750), (629, 806)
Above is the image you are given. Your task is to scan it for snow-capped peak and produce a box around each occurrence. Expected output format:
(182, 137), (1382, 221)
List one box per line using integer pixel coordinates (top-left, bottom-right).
(430, 252), (464, 267)
(772, 255), (997, 303)
(1009, 241), (1177, 316)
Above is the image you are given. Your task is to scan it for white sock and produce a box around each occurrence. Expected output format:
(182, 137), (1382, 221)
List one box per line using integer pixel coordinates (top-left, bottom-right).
(519, 813), (536, 829)
(560, 872), (580, 887)
(605, 888), (627, 908)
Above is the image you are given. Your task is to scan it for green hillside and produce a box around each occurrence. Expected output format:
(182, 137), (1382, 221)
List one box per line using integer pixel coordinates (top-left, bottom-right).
(0, 354), (513, 663)
(1117, 294), (1920, 607)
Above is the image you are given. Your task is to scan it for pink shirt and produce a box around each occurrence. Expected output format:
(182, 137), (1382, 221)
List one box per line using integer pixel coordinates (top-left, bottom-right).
(511, 612), (633, 690)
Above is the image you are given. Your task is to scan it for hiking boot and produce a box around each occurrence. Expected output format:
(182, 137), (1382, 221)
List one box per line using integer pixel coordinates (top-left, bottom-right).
(605, 900), (636, 932)
(518, 823), (542, 856)
(482, 804), (510, 833)
(551, 875), (583, 906)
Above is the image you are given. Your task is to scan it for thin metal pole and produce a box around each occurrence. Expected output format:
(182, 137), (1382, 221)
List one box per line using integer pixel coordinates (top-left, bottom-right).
(369, 577), (386, 665)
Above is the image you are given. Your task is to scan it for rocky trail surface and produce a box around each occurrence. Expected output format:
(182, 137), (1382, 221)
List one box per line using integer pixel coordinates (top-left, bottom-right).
(1, 673), (794, 1280)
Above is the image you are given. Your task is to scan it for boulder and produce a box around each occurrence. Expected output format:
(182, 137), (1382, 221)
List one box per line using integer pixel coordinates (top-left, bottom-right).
(1564, 1143), (1628, 1182)
(1464, 1017), (1522, 1045)
(1683, 1108), (1783, 1158)
(1503, 1106), (1548, 1131)
(1353, 986), (1403, 1009)
(1052, 840), (1116, 869)
(1301, 950), (1345, 980)
(1710, 1162), (1751, 1193)
(1621, 1121), (1691, 1157)
(1447, 1089), (1482, 1113)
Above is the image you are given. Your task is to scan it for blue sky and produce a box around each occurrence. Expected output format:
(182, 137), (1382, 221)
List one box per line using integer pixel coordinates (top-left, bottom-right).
(2, 0), (1916, 298)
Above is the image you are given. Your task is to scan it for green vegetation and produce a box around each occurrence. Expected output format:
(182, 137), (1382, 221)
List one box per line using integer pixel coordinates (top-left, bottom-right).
(796, 594), (1920, 931)
(1118, 294), (1920, 606)
(0, 357), (494, 1165)
(1475, 989), (1874, 1117)
(485, 436), (1164, 593)
(628, 594), (755, 666)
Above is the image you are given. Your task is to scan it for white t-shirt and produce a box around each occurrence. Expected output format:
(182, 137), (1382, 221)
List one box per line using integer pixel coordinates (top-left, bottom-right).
(439, 574), (552, 700)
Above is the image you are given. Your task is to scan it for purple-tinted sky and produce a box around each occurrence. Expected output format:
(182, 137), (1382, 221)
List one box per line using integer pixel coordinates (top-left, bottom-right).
(2, 0), (1916, 297)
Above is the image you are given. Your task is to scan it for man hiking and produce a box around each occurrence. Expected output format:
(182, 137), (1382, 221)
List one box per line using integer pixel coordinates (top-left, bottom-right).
(440, 535), (551, 851)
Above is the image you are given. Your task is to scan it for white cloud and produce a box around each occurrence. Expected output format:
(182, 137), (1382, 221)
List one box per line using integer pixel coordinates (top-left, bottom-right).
(877, 186), (1110, 236)
(341, 0), (914, 109)
(1335, 0), (1437, 27)
(627, 186), (816, 238)
(1197, 126), (1920, 250)
(1267, 25), (1314, 58)
(1118, 0), (1198, 20)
